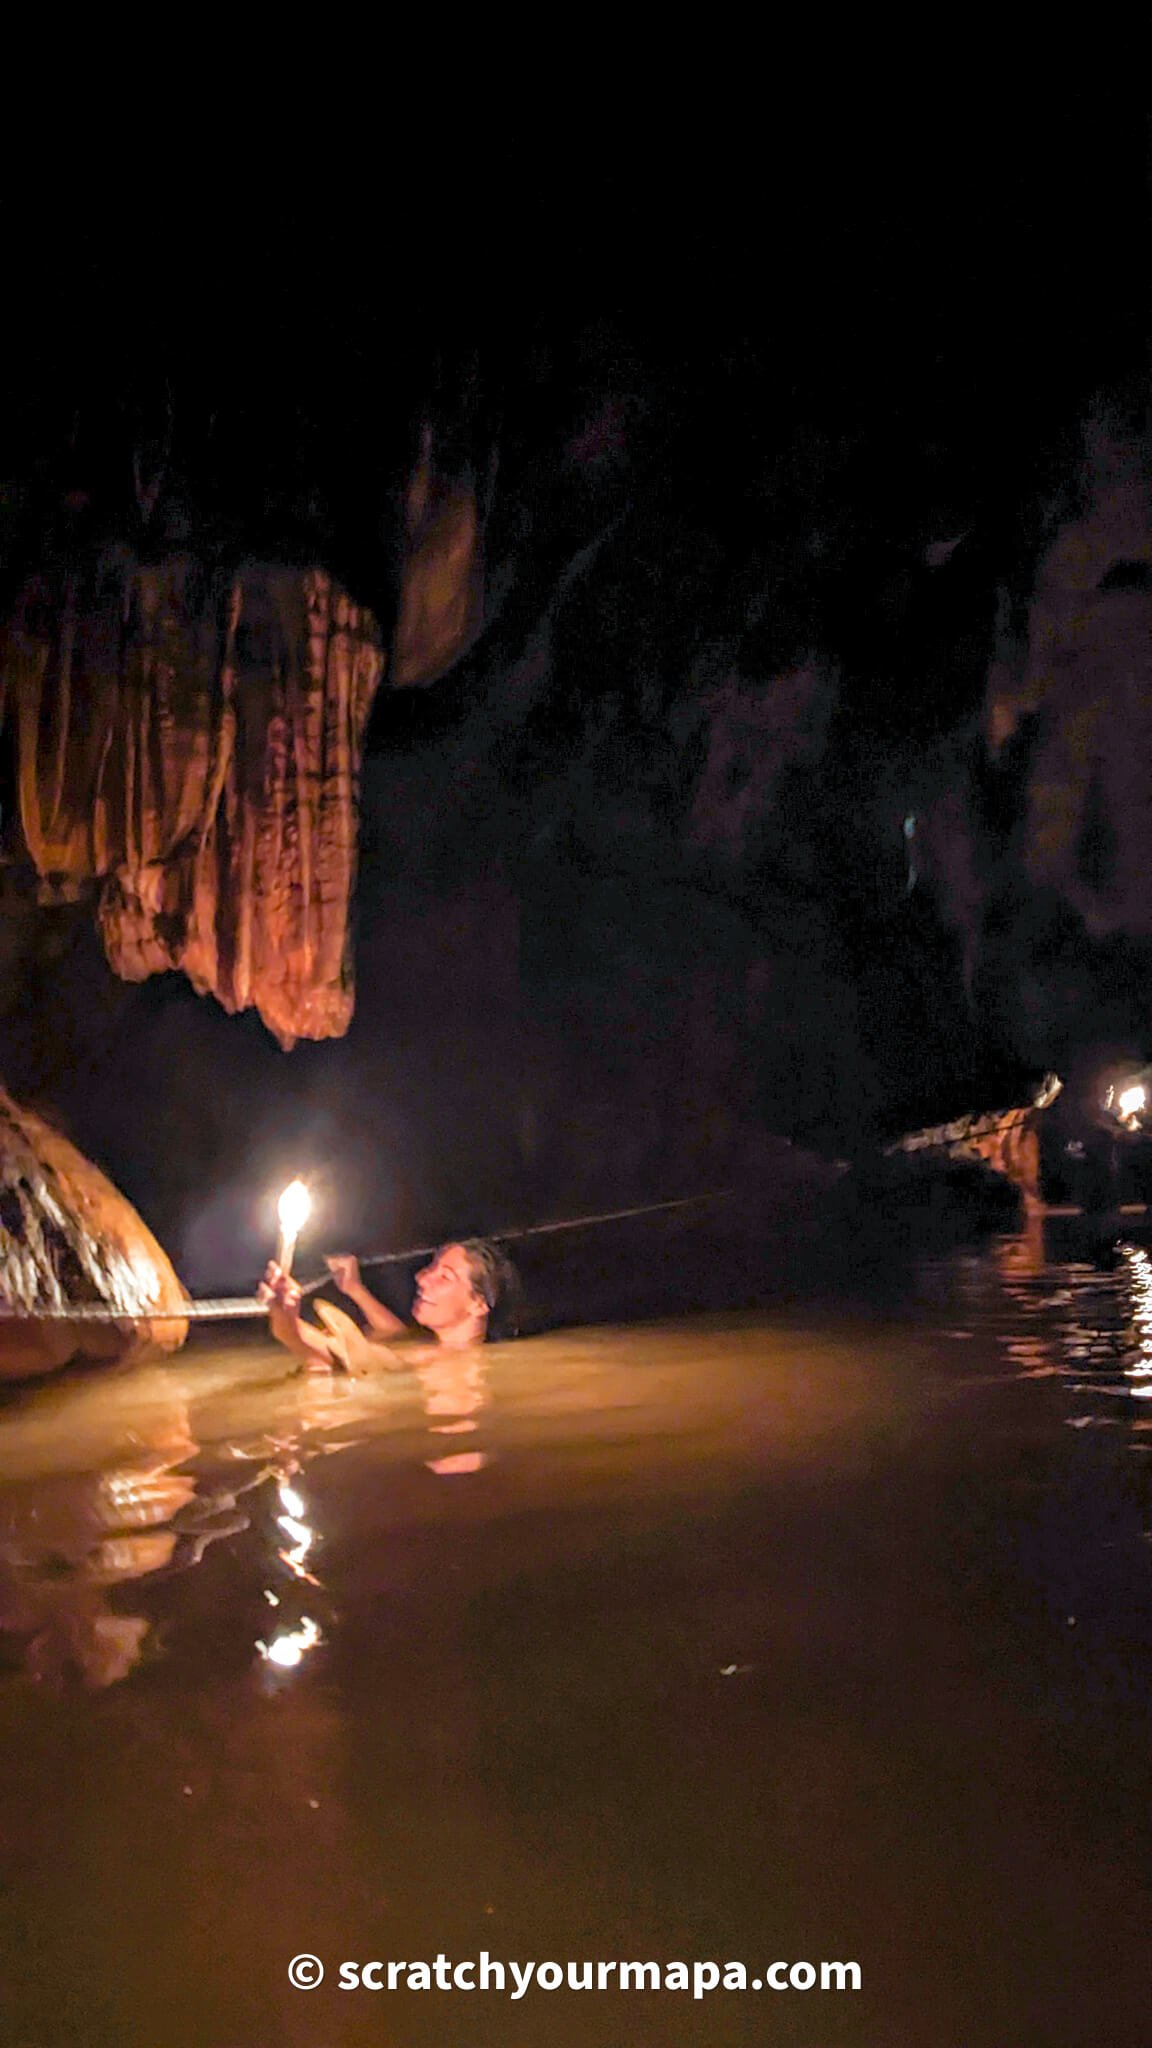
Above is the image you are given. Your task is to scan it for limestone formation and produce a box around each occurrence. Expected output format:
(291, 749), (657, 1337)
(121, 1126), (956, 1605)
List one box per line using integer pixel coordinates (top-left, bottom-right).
(986, 412), (1152, 938)
(0, 431), (484, 1047)
(2, 559), (384, 1048)
(393, 432), (484, 688)
(0, 1088), (187, 1379)
(911, 404), (1152, 1056)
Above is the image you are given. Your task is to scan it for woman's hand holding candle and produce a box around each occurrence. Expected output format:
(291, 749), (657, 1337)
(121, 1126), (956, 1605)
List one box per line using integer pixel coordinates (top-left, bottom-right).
(258, 1260), (302, 1314)
(258, 1261), (334, 1372)
(259, 1262), (304, 1349)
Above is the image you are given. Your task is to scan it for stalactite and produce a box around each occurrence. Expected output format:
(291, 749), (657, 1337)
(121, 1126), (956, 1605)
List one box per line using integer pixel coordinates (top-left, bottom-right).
(1, 557), (384, 1047)
(0, 428), (488, 1041)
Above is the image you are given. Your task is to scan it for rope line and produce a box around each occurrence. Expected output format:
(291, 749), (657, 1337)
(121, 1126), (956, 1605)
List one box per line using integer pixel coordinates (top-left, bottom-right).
(0, 1191), (734, 1322)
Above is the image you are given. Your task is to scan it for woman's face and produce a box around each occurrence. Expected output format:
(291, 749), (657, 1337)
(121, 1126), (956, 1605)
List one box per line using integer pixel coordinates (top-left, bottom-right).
(412, 1244), (484, 1330)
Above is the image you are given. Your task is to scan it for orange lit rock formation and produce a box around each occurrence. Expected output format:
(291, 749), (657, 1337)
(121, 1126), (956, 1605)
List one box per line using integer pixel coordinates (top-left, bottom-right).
(0, 434), (485, 1046)
(0, 1087), (188, 1379)
(2, 560), (383, 1048)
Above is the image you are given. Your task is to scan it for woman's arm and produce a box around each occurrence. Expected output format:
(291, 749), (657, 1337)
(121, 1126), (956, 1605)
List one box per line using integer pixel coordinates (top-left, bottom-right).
(260, 1264), (342, 1370)
(325, 1255), (408, 1337)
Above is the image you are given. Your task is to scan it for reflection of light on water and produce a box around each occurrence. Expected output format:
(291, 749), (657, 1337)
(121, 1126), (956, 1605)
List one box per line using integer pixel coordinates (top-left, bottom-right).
(280, 1549), (319, 1585)
(258, 1468), (325, 1663)
(104, 1473), (141, 1507)
(92, 1532), (177, 1580)
(418, 1354), (491, 1476)
(1122, 1245), (1152, 1379)
(1005, 1333), (1063, 1378)
(99, 1467), (197, 1528)
(269, 1469), (323, 1587)
(256, 1616), (321, 1668)
(277, 1511), (318, 1582)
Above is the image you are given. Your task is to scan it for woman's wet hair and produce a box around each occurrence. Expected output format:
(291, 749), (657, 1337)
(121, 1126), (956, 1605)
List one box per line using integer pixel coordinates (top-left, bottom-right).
(455, 1238), (522, 1340)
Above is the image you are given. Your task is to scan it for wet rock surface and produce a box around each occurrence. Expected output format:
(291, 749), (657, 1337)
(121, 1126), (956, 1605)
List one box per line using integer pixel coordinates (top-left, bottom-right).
(0, 1086), (187, 1378)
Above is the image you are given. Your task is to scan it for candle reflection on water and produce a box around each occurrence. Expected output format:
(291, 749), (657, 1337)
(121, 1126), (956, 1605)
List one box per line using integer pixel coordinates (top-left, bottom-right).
(256, 1615), (321, 1669)
(256, 1467), (326, 1669)
(272, 1467), (321, 1583)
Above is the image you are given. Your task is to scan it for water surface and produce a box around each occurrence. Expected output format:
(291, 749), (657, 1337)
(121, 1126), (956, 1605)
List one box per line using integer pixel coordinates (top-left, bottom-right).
(1, 1218), (1151, 2045)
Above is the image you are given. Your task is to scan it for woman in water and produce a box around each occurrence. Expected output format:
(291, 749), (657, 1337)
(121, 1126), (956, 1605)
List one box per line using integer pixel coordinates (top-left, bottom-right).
(261, 1239), (517, 1372)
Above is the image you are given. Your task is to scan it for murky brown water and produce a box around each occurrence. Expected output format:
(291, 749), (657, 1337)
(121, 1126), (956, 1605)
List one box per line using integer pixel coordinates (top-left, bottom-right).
(1, 1218), (1151, 2045)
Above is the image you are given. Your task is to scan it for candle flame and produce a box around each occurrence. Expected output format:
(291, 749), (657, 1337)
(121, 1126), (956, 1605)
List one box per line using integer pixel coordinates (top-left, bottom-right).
(277, 1179), (311, 1236)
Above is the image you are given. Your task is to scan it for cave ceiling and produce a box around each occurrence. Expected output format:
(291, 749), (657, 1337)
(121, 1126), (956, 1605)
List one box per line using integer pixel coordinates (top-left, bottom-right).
(0, 140), (1145, 1066)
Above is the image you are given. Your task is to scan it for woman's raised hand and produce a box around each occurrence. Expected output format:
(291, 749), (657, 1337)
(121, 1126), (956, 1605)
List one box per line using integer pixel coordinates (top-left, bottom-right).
(325, 1254), (361, 1295)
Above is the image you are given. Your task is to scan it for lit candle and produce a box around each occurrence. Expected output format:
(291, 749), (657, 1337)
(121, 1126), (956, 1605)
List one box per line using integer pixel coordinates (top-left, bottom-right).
(275, 1179), (311, 1276)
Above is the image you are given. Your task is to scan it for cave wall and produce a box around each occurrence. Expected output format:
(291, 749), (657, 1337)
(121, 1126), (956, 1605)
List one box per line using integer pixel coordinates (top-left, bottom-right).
(917, 399), (1152, 1078)
(987, 410), (1152, 938)
(1, 324), (1148, 1288)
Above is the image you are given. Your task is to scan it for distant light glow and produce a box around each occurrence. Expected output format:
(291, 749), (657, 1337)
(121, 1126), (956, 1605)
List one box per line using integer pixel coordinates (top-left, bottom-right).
(1118, 1085), (1146, 1120)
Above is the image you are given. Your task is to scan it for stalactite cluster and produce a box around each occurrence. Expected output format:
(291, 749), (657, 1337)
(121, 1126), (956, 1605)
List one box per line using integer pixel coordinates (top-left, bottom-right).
(2, 559), (382, 1046)
(0, 443), (484, 1044)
